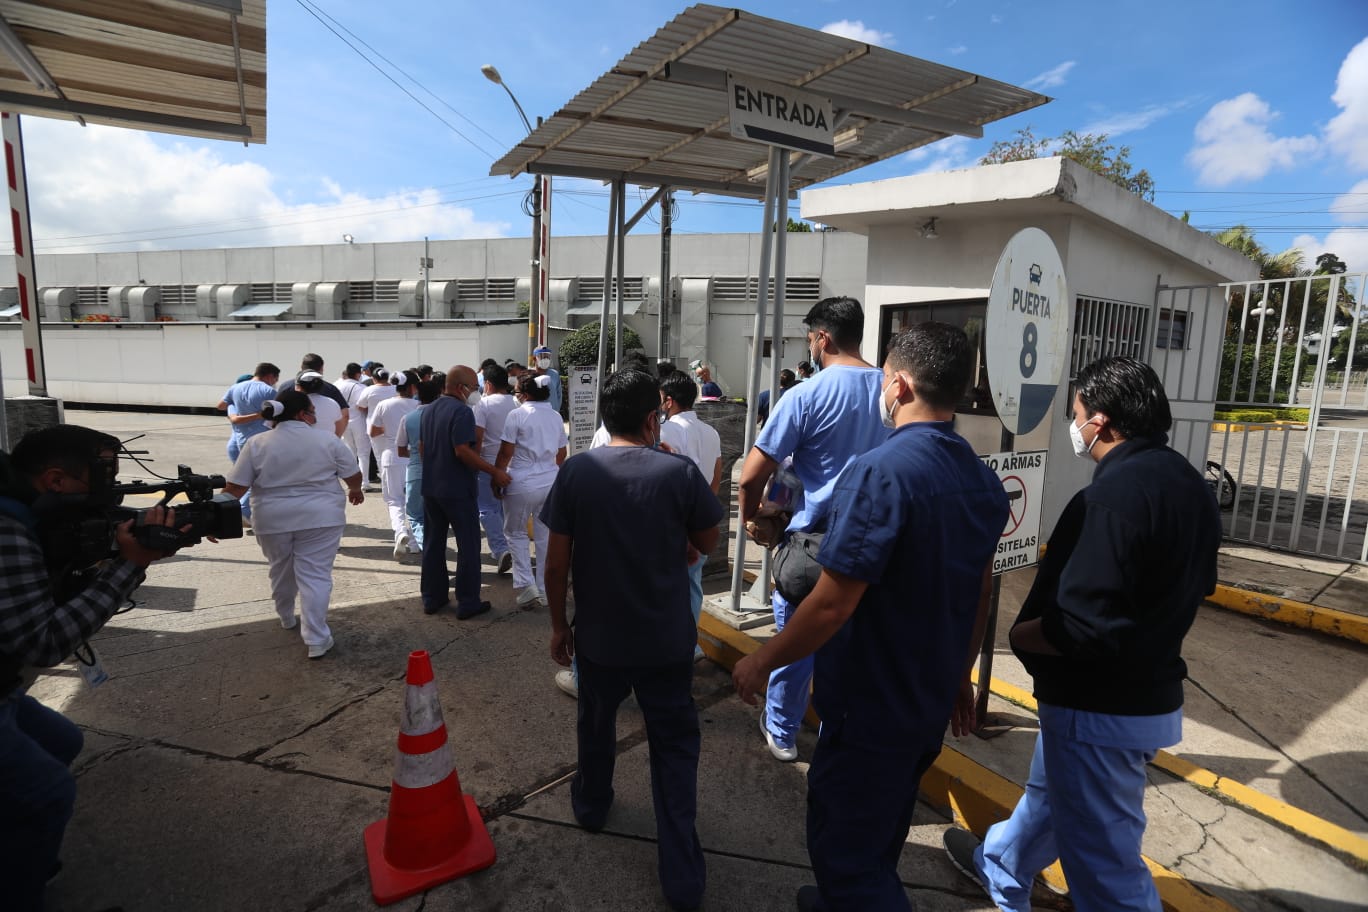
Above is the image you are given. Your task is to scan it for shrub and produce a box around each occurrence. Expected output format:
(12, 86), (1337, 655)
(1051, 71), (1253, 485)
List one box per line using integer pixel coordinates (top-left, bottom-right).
(557, 321), (643, 373)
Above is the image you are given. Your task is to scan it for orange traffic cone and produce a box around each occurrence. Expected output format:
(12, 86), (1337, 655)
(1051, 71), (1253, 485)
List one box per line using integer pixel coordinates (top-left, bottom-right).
(364, 650), (496, 905)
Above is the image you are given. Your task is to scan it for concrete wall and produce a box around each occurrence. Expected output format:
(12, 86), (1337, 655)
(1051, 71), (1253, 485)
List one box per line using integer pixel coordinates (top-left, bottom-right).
(1, 232), (868, 402)
(0, 320), (527, 409)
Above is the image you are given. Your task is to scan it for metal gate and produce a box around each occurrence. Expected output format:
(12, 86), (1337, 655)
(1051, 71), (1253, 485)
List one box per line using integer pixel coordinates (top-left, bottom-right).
(1155, 272), (1368, 564)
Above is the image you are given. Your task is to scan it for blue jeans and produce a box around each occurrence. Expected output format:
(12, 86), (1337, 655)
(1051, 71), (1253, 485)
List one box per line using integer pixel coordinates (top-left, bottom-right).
(975, 729), (1160, 912)
(763, 590), (813, 748)
(226, 435), (251, 520)
(476, 473), (509, 559)
(687, 553), (705, 630)
(405, 466), (425, 551)
(0, 693), (84, 911)
(421, 494), (482, 612)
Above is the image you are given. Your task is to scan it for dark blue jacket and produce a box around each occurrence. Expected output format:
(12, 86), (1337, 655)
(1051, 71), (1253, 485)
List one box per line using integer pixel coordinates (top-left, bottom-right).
(1013, 435), (1220, 715)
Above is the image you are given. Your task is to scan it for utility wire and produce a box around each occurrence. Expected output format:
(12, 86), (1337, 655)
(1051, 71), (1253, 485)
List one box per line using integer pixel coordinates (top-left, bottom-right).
(293, 0), (497, 159)
(300, 0), (509, 151)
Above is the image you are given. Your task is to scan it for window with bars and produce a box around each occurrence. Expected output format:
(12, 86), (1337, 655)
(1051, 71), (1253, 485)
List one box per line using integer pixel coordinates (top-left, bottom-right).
(455, 278), (518, 305)
(574, 276), (645, 307)
(75, 286), (109, 309)
(1069, 295), (1151, 379)
(158, 285), (194, 308)
(878, 298), (995, 415)
(1156, 307), (1188, 349)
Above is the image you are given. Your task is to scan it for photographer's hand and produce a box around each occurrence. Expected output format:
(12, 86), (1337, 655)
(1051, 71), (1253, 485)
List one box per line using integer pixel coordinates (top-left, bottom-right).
(115, 506), (181, 567)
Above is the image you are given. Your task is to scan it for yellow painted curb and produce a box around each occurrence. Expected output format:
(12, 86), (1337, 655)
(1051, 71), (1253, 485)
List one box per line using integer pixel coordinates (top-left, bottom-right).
(1210, 421), (1303, 433)
(970, 671), (1368, 865)
(920, 747), (1236, 912)
(1207, 583), (1368, 646)
(702, 616), (1237, 910)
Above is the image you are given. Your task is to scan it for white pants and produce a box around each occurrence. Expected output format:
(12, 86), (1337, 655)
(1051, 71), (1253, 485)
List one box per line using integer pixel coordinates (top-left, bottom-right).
(256, 525), (345, 648)
(502, 484), (552, 592)
(380, 448), (411, 544)
(344, 419), (371, 480)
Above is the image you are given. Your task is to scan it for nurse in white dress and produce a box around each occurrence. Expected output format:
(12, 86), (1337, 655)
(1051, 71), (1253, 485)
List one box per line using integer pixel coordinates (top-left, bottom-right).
(496, 373), (567, 608)
(369, 371), (420, 559)
(224, 391), (365, 659)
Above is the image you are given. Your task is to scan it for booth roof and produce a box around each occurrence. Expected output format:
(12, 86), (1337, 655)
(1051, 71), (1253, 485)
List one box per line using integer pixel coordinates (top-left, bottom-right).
(0, 0), (266, 143)
(489, 3), (1047, 200)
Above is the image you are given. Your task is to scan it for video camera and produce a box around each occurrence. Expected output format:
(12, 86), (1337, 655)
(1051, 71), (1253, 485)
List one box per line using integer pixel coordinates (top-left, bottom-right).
(36, 464), (243, 580)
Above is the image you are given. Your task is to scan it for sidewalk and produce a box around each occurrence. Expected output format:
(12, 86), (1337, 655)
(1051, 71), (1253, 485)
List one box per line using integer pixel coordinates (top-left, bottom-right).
(27, 410), (1368, 910)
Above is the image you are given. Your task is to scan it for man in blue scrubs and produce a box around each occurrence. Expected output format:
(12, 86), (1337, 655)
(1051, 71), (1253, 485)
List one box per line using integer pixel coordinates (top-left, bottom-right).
(734, 323), (1007, 911)
(943, 357), (1221, 912)
(738, 296), (887, 762)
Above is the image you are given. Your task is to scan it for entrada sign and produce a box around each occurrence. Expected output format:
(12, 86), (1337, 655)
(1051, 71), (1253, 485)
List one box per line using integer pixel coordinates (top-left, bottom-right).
(727, 72), (835, 158)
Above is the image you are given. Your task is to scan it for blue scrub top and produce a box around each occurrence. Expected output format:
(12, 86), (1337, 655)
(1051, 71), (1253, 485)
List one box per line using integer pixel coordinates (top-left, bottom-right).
(752, 364), (887, 533)
(813, 420), (1008, 751)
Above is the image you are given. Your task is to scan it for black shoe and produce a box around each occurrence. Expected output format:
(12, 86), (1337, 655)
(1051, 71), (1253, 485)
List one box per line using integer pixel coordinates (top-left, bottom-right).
(456, 600), (492, 620)
(943, 827), (989, 897)
(423, 601), (447, 616)
(795, 885), (824, 912)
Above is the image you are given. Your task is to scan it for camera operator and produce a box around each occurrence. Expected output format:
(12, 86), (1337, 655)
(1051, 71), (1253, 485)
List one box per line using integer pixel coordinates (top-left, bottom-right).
(0, 424), (182, 912)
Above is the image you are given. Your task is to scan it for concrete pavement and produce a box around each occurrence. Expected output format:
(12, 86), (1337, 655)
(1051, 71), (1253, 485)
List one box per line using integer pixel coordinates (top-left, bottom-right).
(25, 409), (1368, 910)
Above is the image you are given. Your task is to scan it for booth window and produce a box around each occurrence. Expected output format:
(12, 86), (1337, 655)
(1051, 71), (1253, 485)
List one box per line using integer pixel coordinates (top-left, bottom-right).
(879, 298), (994, 416)
(1155, 307), (1189, 349)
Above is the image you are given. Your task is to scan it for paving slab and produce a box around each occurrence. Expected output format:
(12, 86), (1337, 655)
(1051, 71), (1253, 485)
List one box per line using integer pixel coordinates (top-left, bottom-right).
(1317, 565), (1368, 617)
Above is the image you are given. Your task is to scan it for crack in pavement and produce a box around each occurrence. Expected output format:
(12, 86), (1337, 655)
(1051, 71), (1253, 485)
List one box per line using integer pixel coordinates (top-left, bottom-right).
(238, 683), (389, 761)
(302, 867), (370, 912)
(1186, 673), (1368, 826)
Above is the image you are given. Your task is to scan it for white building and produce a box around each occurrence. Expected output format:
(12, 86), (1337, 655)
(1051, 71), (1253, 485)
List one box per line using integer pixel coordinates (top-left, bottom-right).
(802, 157), (1259, 530)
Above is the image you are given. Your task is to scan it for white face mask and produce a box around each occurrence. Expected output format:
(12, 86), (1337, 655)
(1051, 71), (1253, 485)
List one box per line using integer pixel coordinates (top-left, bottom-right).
(1069, 415), (1100, 459)
(879, 377), (898, 428)
(466, 390), (482, 409)
(536, 356), (552, 371)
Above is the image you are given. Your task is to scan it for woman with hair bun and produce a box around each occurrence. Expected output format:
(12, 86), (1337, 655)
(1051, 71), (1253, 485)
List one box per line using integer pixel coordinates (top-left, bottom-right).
(223, 390), (364, 659)
(495, 373), (567, 608)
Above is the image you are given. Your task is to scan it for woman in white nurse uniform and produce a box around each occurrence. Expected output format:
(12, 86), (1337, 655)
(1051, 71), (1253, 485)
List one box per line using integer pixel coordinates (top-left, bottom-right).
(495, 373), (567, 608)
(224, 391), (364, 659)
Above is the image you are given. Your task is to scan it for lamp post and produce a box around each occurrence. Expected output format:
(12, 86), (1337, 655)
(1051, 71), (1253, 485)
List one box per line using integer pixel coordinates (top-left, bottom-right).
(483, 64), (547, 361)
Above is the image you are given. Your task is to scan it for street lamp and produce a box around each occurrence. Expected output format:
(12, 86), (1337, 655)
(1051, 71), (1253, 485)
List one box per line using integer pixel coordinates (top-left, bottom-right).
(483, 63), (546, 362)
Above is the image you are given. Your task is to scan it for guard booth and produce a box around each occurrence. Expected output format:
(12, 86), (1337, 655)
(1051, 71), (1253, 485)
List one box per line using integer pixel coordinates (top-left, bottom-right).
(802, 155), (1258, 535)
(488, 2), (1049, 623)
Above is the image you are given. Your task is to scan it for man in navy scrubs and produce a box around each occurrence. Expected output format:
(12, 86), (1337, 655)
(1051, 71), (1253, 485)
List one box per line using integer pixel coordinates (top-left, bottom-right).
(734, 322), (1008, 911)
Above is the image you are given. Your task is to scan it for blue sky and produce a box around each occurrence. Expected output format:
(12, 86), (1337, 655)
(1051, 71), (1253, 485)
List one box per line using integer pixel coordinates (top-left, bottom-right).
(15, 0), (1368, 270)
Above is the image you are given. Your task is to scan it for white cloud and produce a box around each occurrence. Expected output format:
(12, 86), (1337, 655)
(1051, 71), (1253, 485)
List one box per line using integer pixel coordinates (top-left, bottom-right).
(1332, 178), (1368, 223)
(990, 14), (1003, 24)
(947, 44), (968, 55)
(1326, 36), (1368, 171)
(16, 120), (509, 253)
(902, 135), (978, 174)
(820, 20), (894, 47)
(1292, 230), (1368, 278)
(1082, 101), (1191, 137)
(1024, 61), (1075, 91)
(1186, 93), (1320, 186)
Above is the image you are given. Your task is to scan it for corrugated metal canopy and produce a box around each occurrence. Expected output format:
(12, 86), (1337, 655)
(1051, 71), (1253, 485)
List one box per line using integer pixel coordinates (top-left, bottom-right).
(0, 0), (265, 143)
(490, 4), (1047, 199)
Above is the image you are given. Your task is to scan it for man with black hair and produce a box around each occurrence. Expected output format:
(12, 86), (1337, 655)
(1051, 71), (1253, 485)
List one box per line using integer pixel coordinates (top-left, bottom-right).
(734, 324), (1007, 912)
(473, 363), (516, 573)
(541, 369), (723, 912)
(275, 354), (349, 416)
(943, 356), (1221, 912)
(738, 295), (888, 763)
(0, 425), (181, 911)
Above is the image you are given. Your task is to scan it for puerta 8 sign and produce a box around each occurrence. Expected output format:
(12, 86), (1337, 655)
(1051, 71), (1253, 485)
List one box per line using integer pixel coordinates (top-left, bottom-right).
(984, 227), (1071, 436)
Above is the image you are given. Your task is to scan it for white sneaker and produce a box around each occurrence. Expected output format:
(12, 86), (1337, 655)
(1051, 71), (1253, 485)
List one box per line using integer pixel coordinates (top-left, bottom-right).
(555, 669), (578, 698)
(393, 533), (410, 561)
(759, 708), (798, 762)
(307, 635), (335, 659)
(516, 586), (544, 609)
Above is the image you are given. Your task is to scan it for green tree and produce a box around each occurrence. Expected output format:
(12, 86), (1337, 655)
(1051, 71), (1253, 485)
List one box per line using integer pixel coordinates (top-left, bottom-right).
(979, 127), (1156, 201)
(557, 321), (644, 373)
(785, 217), (812, 232)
